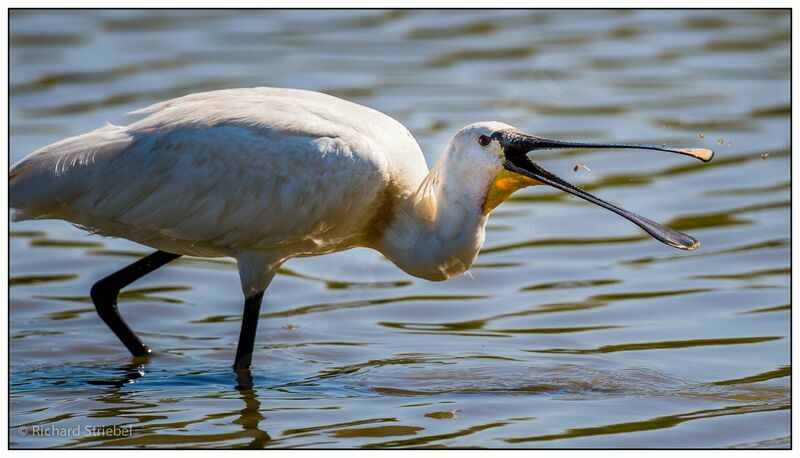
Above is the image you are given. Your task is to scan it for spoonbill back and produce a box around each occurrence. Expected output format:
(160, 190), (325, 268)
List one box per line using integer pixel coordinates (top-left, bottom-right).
(10, 87), (713, 378)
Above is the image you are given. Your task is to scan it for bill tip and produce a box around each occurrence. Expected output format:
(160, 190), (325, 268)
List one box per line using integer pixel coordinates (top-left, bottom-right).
(680, 148), (714, 162)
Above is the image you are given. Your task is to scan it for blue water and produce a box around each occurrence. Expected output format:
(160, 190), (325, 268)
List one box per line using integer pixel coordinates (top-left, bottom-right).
(10, 9), (790, 448)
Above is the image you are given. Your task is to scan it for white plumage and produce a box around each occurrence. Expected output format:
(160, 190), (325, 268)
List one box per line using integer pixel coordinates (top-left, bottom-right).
(10, 87), (710, 375)
(12, 88), (439, 293)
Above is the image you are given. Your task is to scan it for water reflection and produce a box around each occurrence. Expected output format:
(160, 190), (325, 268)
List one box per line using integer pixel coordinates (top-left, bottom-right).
(234, 388), (272, 448)
(60, 364), (272, 447)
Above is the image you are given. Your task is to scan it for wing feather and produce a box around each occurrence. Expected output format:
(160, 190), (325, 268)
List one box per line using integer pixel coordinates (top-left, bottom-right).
(10, 89), (402, 256)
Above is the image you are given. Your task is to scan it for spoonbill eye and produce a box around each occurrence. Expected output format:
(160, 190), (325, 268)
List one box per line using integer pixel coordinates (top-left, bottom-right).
(478, 135), (491, 147)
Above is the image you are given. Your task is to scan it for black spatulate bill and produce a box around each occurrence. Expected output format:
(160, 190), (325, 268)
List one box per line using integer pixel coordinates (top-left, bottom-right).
(497, 131), (710, 251)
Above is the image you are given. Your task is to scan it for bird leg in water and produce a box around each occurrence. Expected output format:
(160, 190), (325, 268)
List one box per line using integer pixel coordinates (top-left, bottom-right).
(90, 250), (182, 357)
(233, 290), (266, 376)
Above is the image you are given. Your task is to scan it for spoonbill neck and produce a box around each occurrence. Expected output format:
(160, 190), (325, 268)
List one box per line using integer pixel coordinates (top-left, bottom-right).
(375, 150), (500, 282)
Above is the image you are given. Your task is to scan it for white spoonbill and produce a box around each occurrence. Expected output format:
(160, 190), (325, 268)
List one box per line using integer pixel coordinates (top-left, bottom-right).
(10, 87), (713, 378)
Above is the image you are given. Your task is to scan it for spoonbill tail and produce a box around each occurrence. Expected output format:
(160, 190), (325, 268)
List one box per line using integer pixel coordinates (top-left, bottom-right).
(10, 87), (713, 380)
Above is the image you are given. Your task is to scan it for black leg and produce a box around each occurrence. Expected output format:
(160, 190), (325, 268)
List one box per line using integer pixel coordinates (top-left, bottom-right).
(233, 291), (265, 374)
(90, 250), (181, 357)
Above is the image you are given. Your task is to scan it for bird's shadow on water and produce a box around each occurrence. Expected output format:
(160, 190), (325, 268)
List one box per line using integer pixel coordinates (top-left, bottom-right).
(11, 356), (787, 403)
(10, 357), (788, 448)
(11, 359), (279, 448)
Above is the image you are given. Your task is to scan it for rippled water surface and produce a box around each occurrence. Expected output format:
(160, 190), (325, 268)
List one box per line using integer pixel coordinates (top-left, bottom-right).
(9, 9), (790, 448)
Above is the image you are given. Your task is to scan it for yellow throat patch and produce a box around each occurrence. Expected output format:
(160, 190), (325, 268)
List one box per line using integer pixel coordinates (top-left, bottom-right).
(482, 169), (539, 214)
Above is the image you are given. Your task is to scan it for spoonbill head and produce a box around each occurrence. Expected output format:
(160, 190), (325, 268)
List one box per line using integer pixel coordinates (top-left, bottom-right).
(9, 87), (713, 386)
(374, 120), (711, 281)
